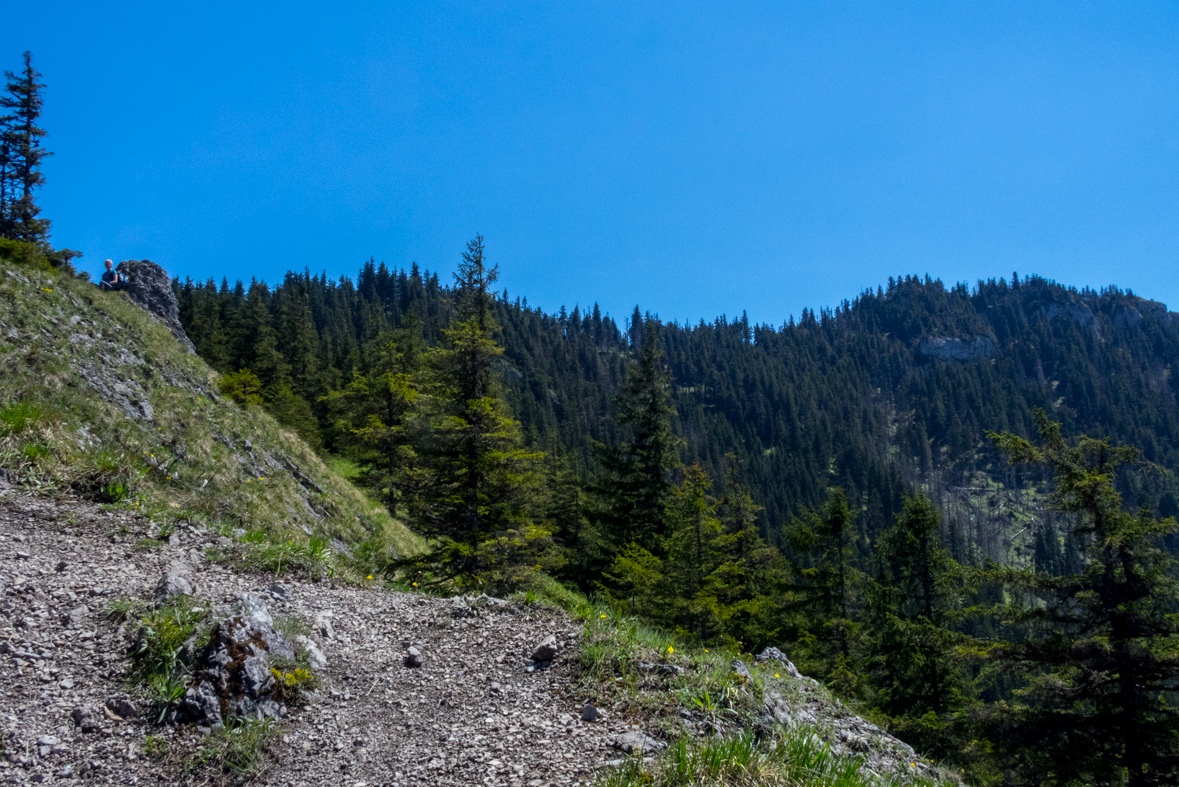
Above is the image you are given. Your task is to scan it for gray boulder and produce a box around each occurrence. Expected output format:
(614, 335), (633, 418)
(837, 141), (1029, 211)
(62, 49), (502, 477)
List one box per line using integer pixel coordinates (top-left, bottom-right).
(755, 646), (802, 679)
(116, 259), (197, 354)
(182, 600), (297, 726)
(530, 635), (558, 663)
(71, 707), (101, 733)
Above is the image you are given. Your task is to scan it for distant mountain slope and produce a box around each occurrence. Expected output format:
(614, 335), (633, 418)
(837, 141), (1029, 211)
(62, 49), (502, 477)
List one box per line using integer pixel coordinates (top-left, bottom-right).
(176, 267), (1179, 563)
(0, 253), (420, 572)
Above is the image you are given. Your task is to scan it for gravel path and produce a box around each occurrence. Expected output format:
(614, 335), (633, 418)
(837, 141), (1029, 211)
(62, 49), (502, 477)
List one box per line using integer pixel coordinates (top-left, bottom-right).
(0, 481), (636, 786)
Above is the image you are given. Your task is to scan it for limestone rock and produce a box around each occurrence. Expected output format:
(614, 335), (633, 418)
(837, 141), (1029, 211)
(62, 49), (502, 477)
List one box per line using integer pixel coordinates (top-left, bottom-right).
(918, 335), (995, 361)
(613, 731), (664, 755)
(153, 571), (193, 607)
(295, 634), (328, 669)
(755, 646), (802, 679)
(115, 259), (197, 354)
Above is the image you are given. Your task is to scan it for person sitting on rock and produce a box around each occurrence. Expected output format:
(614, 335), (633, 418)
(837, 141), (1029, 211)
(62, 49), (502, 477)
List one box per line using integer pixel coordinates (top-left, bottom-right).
(98, 259), (126, 291)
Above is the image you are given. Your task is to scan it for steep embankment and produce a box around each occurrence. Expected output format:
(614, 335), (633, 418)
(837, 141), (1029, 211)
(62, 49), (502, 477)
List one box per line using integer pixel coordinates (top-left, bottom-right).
(0, 259), (419, 571)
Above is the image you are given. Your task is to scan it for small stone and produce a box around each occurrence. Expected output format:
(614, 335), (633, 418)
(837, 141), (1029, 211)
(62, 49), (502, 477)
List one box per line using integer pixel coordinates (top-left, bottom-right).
(106, 697), (138, 719)
(581, 703), (599, 722)
(316, 613), (335, 640)
(613, 731), (665, 755)
(153, 572), (192, 607)
(530, 635), (558, 663)
(62, 605), (89, 628)
(71, 706), (101, 733)
(268, 583), (290, 601)
(15, 550), (31, 560)
(36, 735), (61, 747)
(405, 646), (423, 668)
(54, 560), (67, 572)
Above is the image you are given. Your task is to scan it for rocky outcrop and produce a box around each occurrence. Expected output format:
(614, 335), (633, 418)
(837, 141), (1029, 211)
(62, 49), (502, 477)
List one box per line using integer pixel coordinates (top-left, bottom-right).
(918, 335), (995, 361)
(115, 259), (197, 354)
(746, 647), (944, 781)
(182, 593), (298, 727)
(1114, 297), (1179, 330)
(1043, 301), (1100, 338)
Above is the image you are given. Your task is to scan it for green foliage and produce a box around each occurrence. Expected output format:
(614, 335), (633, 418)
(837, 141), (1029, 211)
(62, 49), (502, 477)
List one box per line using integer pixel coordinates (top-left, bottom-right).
(597, 728), (946, 787)
(219, 368), (263, 406)
(268, 667), (317, 704)
(0, 238), (51, 269)
(787, 488), (865, 688)
(865, 495), (970, 719)
(0, 400), (42, 437)
(190, 718), (279, 778)
(128, 596), (209, 721)
(242, 534), (335, 579)
(980, 410), (1179, 787)
(591, 320), (682, 560)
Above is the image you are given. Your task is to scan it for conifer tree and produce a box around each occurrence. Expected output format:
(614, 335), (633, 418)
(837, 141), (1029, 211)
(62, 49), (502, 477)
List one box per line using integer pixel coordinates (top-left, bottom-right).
(983, 410), (1179, 787)
(592, 319), (681, 557)
(696, 459), (782, 647)
(0, 52), (49, 244)
(865, 494), (969, 718)
(406, 236), (548, 590)
(665, 464), (721, 635)
(787, 487), (864, 692)
(321, 320), (422, 509)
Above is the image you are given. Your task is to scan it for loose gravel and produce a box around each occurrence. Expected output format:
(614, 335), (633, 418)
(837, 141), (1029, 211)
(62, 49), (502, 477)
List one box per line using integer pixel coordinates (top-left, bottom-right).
(0, 479), (640, 786)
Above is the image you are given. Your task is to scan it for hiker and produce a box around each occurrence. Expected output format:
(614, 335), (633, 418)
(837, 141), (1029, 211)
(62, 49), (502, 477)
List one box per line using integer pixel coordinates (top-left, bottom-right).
(98, 259), (125, 291)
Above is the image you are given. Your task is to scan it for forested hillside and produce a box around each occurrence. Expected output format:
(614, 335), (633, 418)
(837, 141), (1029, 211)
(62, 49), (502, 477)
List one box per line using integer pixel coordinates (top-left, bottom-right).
(175, 263), (1179, 566)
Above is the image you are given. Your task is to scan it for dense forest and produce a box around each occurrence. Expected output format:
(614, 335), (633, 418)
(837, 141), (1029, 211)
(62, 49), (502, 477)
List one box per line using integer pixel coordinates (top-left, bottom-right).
(175, 256), (1179, 561)
(173, 247), (1179, 786)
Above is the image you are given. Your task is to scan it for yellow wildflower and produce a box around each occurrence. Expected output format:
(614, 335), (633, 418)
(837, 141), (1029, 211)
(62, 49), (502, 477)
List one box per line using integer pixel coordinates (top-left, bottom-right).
(600, 614), (607, 618)
(367, 575), (373, 580)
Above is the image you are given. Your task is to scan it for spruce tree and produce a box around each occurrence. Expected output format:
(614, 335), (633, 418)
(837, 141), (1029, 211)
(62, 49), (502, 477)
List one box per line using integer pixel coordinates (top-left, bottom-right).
(406, 237), (548, 590)
(865, 494), (969, 719)
(665, 464), (721, 636)
(787, 487), (864, 693)
(983, 410), (1179, 787)
(320, 322), (422, 509)
(0, 52), (49, 244)
(592, 319), (681, 557)
(697, 459), (782, 648)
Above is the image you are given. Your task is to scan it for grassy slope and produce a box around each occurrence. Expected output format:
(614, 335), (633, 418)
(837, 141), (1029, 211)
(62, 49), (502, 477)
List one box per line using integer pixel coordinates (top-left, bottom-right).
(0, 255), (421, 576)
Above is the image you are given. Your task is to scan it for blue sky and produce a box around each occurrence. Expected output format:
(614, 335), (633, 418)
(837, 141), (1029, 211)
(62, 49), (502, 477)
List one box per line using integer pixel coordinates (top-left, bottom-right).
(4, 1), (1178, 326)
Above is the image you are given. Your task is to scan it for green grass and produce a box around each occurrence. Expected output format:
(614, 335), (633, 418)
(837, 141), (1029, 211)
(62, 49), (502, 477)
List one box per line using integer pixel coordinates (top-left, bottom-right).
(125, 596), (211, 721)
(522, 581), (961, 786)
(598, 728), (944, 787)
(189, 718), (280, 780)
(0, 254), (424, 581)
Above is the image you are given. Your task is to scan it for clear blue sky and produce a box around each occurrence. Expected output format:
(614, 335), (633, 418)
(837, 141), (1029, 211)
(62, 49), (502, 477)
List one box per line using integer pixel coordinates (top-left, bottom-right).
(5, 2), (1178, 326)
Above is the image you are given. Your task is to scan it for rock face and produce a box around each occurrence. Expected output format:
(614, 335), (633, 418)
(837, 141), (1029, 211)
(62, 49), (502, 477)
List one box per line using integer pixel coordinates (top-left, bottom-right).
(115, 259), (197, 354)
(918, 335), (996, 361)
